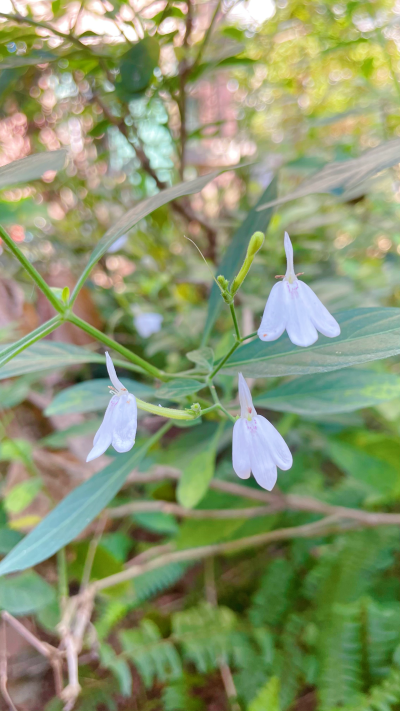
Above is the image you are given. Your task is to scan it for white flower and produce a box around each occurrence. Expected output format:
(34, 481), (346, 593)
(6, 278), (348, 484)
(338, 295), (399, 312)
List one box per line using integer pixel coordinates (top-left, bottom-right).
(258, 232), (340, 347)
(232, 373), (292, 491)
(86, 352), (137, 462)
(134, 312), (163, 338)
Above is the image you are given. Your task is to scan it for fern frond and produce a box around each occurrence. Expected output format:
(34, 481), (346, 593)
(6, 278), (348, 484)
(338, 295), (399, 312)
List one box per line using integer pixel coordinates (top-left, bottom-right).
(172, 602), (237, 673)
(162, 675), (205, 711)
(99, 642), (132, 697)
(247, 676), (280, 711)
(95, 600), (130, 641)
(120, 619), (182, 688)
(249, 558), (294, 627)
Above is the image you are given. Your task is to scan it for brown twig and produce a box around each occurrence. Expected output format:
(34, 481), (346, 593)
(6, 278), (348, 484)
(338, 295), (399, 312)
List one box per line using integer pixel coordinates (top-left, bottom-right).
(80, 513), (107, 593)
(109, 500), (275, 519)
(120, 468), (400, 528)
(0, 619), (18, 711)
(93, 94), (218, 251)
(0, 12), (87, 50)
(1, 612), (64, 697)
(91, 515), (353, 593)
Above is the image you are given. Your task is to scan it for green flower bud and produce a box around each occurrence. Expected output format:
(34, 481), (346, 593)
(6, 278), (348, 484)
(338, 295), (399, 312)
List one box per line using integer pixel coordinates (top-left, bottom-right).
(231, 231), (265, 296)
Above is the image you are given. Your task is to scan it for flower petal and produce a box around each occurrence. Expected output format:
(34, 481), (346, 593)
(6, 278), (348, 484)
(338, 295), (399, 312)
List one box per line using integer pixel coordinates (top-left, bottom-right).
(284, 231), (295, 277)
(111, 391), (137, 453)
(284, 280), (318, 347)
(238, 372), (257, 418)
(257, 416), (292, 471)
(248, 428), (277, 491)
(258, 281), (287, 342)
(298, 280), (341, 339)
(106, 351), (125, 392)
(232, 419), (251, 479)
(86, 394), (119, 462)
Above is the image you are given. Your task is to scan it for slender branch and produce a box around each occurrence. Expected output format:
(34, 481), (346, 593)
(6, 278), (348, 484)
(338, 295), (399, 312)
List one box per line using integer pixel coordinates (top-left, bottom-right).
(65, 312), (167, 381)
(80, 514), (107, 593)
(109, 500), (274, 519)
(93, 94), (217, 246)
(229, 303), (241, 341)
(209, 341), (240, 379)
(191, 0), (222, 71)
(120, 468), (400, 528)
(0, 12), (87, 50)
(91, 515), (351, 592)
(0, 620), (17, 711)
(0, 225), (65, 314)
(0, 316), (62, 370)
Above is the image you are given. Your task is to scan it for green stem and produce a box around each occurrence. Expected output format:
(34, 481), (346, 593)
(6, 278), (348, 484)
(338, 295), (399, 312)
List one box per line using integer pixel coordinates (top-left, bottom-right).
(0, 316), (62, 369)
(57, 548), (68, 608)
(229, 303), (241, 341)
(242, 330), (258, 341)
(65, 312), (168, 381)
(136, 397), (196, 421)
(209, 341), (240, 380)
(0, 225), (65, 314)
(208, 382), (236, 423)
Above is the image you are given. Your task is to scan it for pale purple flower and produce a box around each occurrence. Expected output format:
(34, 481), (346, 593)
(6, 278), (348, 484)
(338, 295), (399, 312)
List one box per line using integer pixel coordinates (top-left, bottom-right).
(232, 373), (292, 491)
(258, 232), (340, 347)
(86, 352), (137, 462)
(134, 312), (163, 338)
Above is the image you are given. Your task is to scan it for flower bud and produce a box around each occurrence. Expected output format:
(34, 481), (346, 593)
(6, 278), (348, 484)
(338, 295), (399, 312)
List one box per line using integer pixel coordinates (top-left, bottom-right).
(231, 231), (265, 296)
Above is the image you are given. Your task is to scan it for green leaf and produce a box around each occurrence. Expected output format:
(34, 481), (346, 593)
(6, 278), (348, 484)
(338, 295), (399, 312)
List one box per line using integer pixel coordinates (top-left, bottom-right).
(45, 378), (154, 416)
(133, 512), (178, 535)
(0, 570), (55, 615)
(0, 528), (22, 555)
(118, 37), (160, 94)
(0, 340), (104, 380)
(177, 424), (222, 508)
(328, 441), (400, 497)
(223, 308), (400, 377)
(0, 150), (66, 189)
(157, 379), (204, 400)
(0, 51), (58, 68)
(0, 442), (152, 576)
(73, 168), (233, 300)
(248, 677), (281, 711)
(257, 138), (400, 210)
(4, 478), (42, 515)
(186, 348), (214, 371)
(202, 179), (277, 344)
(254, 370), (400, 416)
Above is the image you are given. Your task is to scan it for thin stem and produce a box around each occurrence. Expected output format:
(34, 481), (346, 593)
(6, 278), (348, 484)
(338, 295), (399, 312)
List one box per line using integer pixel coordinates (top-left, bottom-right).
(209, 341), (240, 380)
(91, 515), (349, 592)
(208, 382), (236, 423)
(57, 548), (68, 611)
(65, 312), (167, 381)
(229, 302), (241, 341)
(192, 0), (222, 71)
(0, 11), (87, 50)
(0, 316), (62, 369)
(241, 330), (258, 341)
(136, 397), (196, 421)
(0, 225), (65, 313)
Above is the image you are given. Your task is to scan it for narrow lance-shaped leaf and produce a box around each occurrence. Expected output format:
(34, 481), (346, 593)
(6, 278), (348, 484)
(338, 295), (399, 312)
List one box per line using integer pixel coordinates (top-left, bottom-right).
(257, 138), (400, 210)
(71, 167), (241, 303)
(0, 150), (67, 189)
(0, 317), (62, 375)
(202, 179), (277, 345)
(254, 369), (400, 416)
(223, 308), (400, 378)
(0, 434), (163, 576)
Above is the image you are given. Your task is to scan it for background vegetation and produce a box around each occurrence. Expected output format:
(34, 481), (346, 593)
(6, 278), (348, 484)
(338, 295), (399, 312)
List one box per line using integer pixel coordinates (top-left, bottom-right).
(3, 0), (400, 709)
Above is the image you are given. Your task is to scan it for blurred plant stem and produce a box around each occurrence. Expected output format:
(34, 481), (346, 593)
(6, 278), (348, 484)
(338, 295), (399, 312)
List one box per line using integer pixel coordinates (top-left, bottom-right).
(0, 225), (65, 314)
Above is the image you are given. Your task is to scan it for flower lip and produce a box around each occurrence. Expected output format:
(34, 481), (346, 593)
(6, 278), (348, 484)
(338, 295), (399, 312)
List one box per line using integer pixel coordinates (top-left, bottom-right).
(106, 351), (125, 392)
